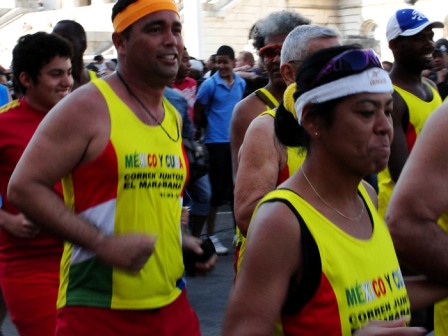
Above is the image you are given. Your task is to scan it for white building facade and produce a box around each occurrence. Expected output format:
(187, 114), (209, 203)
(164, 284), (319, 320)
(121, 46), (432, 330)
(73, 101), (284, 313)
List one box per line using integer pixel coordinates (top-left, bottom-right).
(1, 0), (447, 66)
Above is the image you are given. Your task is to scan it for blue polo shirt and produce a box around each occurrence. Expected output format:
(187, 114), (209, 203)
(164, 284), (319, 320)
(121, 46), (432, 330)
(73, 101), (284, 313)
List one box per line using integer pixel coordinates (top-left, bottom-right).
(196, 72), (245, 144)
(0, 85), (9, 107)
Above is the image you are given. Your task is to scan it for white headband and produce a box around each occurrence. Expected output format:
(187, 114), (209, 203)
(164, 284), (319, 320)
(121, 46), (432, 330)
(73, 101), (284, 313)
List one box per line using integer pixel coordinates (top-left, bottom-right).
(294, 68), (393, 125)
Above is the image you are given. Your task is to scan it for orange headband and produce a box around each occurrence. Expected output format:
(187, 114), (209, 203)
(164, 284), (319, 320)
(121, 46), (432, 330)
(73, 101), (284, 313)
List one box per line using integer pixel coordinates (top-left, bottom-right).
(113, 0), (180, 33)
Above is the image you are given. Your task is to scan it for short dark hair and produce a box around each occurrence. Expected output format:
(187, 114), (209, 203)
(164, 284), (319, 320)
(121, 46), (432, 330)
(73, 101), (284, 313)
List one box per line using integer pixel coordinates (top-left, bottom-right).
(216, 45), (235, 60)
(12, 32), (72, 95)
(112, 0), (138, 39)
(94, 54), (104, 62)
(111, 0), (138, 22)
(52, 20), (87, 58)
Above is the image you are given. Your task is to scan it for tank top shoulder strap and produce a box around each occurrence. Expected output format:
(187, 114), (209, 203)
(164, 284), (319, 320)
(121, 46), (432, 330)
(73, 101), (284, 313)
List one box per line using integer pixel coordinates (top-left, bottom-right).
(254, 88), (279, 109)
(258, 109), (276, 118)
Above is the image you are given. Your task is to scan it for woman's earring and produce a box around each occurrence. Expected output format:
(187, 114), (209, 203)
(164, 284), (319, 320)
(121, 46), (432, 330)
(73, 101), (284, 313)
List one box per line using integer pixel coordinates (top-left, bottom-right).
(314, 131), (319, 136)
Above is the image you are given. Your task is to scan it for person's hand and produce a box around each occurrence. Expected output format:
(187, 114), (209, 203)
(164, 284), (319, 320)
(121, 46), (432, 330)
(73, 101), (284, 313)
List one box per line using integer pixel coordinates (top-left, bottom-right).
(181, 206), (190, 227)
(183, 234), (217, 275)
(195, 252), (217, 275)
(436, 68), (448, 84)
(95, 233), (157, 273)
(194, 128), (203, 141)
(2, 212), (40, 238)
(354, 317), (426, 336)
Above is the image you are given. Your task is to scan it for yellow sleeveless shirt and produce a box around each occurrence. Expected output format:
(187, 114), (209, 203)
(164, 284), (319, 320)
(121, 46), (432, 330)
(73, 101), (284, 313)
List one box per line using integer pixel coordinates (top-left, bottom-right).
(253, 186), (410, 335)
(58, 79), (187, 309)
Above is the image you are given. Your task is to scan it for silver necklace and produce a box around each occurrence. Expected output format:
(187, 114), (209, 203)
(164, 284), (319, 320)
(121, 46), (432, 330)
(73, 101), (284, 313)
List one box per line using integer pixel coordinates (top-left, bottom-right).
(116, 71), (179, 143)
(301, 167), (365, 221)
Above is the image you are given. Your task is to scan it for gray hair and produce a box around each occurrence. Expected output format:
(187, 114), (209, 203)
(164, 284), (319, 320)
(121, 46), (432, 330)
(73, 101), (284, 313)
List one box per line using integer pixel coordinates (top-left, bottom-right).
(250, 10), (311, 51)
(280, 25), (340, 65)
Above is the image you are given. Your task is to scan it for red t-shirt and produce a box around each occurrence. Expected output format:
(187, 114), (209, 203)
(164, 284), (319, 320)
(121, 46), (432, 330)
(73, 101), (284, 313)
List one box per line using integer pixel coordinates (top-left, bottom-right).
(172, 77), (197, 121)
(0, 98), (63, 276)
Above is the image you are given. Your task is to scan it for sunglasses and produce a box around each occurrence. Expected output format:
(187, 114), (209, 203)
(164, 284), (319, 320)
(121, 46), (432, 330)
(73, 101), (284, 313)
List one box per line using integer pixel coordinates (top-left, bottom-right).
(259, 43), (282, 62)
(313, 49), (382, 85)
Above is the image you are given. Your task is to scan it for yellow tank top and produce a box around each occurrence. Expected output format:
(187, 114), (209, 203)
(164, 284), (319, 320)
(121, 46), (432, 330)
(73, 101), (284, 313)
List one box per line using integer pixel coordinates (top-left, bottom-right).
(58, 79), (187, 309)
(378, 83), (441, 217)
(254, 186), (410, 335)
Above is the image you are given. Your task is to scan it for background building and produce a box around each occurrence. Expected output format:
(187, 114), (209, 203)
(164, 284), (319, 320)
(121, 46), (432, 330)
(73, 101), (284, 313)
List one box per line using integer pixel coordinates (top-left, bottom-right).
(0, 0), (447, 67)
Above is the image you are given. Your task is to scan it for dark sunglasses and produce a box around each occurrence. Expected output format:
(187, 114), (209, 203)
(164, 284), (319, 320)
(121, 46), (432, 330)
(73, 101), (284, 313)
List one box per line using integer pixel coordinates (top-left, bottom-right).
(313, 49), (383, 85)
(259, 43), (282, 62)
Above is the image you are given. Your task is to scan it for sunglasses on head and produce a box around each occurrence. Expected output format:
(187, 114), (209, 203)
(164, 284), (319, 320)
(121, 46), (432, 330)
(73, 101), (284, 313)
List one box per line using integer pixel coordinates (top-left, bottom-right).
(259, 43), (282, 62)
(313, 49), (383, 85)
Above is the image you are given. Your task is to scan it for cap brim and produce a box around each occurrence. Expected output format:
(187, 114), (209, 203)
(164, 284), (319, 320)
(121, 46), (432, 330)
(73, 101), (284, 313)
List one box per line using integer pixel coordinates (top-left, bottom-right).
(400, 20), (444, 37)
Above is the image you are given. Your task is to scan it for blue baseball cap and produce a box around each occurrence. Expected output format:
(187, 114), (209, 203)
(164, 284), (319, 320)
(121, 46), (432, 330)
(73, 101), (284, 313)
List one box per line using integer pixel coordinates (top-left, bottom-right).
(386, 9), (443, 42)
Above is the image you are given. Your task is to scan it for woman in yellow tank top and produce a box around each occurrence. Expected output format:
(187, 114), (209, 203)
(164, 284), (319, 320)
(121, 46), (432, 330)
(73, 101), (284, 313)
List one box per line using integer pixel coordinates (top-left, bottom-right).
(223, 45), (448, 336)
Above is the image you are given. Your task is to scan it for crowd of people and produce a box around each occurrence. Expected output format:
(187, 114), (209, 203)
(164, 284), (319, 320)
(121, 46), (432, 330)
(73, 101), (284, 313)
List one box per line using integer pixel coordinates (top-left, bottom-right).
(0, 0), (448, 335)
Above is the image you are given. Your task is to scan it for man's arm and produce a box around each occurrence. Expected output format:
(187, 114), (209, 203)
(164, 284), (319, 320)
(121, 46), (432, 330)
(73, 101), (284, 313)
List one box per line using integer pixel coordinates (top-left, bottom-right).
(193, 79), (212, 138)
(8, 84), (156, 272)
(387, 102), (448, 284)
(404, 276), (448, 311)
(388, 91), (409, 182)
(193, 100), (205, 138)
(230, 96), (265, 180)
(234, 116), (280, 236)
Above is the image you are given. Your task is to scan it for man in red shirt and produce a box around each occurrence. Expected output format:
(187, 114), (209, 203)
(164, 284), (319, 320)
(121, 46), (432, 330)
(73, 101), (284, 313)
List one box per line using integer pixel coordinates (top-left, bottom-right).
(0, 32), (73, 335)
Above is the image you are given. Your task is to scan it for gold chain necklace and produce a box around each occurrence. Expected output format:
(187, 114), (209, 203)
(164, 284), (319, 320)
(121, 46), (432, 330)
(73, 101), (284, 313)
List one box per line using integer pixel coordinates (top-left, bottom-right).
(301, 167), (364, 221)
(116, 71), (179, 143)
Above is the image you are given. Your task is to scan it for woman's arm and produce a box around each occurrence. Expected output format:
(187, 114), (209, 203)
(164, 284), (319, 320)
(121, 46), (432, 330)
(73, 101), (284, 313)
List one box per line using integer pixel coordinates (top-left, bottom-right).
(223, 201), (301, 335)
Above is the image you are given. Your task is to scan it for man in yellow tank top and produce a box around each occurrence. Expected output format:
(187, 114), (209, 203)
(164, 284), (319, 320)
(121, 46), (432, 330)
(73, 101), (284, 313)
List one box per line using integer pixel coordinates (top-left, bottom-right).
(8, 1), (215, 335)
(388, 94), (448, 336)
(380, 8), (445, 334)
(234, 25), (340, 247)
(378, 9), (443, 218)
(230, 10), (311, 179)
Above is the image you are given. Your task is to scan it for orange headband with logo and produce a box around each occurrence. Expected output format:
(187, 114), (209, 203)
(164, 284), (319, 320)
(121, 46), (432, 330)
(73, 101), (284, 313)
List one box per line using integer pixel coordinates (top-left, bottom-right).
(113, 0), (180, 33)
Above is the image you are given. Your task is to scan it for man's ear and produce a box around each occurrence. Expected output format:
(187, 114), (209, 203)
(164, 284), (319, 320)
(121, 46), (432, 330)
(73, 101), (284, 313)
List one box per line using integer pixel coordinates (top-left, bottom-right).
(112, 32), (125, 58)
(280, 63), (295, 86)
